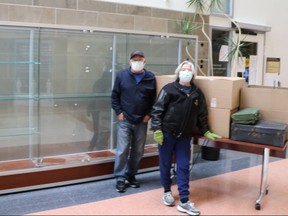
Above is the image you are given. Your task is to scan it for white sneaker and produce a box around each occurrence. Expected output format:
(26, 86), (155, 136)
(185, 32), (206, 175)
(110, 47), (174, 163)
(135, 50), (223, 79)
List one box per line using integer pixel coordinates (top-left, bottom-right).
(162, 191), (175, 206)
(177, 201), (200, 215)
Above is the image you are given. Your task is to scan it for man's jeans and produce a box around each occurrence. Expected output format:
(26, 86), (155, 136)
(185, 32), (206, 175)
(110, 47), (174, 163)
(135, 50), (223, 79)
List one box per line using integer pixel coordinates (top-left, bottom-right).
(114, 119), (148, 181)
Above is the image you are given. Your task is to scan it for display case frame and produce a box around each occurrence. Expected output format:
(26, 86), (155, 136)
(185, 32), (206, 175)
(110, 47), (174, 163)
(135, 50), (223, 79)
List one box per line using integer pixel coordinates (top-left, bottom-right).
(0, 25), (198, 194)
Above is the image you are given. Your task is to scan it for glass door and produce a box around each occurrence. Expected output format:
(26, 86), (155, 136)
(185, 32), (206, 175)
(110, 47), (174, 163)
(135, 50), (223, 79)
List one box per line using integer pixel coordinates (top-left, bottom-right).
(212, 29), (230, 77)
(231, 32), (264, 85)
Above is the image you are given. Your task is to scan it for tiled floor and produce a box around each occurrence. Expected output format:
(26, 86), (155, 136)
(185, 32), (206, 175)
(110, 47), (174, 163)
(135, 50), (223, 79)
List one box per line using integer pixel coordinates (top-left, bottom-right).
(28, 158), (288, 215)
(0, 148), (284, 215)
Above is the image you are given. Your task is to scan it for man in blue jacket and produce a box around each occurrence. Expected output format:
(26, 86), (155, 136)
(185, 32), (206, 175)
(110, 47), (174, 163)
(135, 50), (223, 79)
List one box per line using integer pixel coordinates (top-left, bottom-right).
(111, 50), (156, 193)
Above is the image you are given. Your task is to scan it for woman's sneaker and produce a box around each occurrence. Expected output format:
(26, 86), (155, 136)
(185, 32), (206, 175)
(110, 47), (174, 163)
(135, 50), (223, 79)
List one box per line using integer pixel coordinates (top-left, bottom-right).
(177, 201), (200, 215)
(162, 191), (175, 206)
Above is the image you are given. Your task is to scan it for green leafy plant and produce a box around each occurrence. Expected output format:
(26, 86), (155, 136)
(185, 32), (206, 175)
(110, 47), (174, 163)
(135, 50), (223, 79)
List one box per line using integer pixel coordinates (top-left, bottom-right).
(219, 35), (252, 63)
(180, 16), (200, 35)
(186, 0), (242, 76)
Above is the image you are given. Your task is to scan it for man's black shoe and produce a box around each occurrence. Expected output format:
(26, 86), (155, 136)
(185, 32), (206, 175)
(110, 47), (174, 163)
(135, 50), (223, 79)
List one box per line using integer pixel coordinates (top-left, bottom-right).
(116, 181), (126, 193)
(127, 176), (140, 188)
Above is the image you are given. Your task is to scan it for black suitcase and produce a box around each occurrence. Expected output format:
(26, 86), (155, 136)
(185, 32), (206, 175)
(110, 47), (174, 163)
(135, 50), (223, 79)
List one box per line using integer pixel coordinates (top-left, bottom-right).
(230, 120), (288, 147)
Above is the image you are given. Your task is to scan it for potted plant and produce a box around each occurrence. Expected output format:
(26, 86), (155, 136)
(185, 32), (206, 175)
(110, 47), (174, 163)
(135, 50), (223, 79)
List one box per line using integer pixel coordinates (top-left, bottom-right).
(186, 0), (243, 76)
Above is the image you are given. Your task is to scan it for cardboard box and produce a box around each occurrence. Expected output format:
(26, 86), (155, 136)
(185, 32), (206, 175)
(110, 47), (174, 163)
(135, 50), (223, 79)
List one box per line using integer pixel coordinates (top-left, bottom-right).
(155, 75), (245, 110)
(156, 75), (238, 138)
(208, 107), (237, 138)
(155, 75), (176, 95)
(240, 85), (288, 123)
(194, 76), (246, 110)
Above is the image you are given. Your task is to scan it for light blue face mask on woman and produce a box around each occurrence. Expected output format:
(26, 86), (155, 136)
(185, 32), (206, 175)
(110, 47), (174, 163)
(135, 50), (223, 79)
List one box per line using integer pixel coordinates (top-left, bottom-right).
(179, 70), (193, 82)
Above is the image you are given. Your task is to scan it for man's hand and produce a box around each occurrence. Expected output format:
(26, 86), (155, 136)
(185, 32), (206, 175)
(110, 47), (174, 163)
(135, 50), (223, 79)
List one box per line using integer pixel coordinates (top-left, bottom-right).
(154, 130), (164, 145)
(117, 113), (125, 121)
(143, 115), (150, 123)
(204, 131), (222, 141)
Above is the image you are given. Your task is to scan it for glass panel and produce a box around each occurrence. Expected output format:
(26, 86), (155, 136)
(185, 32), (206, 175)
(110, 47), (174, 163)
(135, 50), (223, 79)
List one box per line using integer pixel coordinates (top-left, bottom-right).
(37, 29), (113, 157)
(0, 25), (198, 169)
(0, 100), (39, 161)
(113, 35), (198, 77)
(239, 41), (257, 56)
(0, 27), (39, 162)
(0, 135), (39, 162)
(0, 100), (38, 136)
(212, 29), (230, 76)
(38, 29), (113, 97)
(115, 34), (182, 75)
(39, 97), (111, 157)
(211, 0), (233, 16)
(0, 27), (39, 98)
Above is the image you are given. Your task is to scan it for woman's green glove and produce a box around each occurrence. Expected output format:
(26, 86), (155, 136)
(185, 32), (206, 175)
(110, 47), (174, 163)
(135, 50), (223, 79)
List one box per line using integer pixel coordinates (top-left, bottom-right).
(154, 130), (163, 145)
(204, 131), (222, 141)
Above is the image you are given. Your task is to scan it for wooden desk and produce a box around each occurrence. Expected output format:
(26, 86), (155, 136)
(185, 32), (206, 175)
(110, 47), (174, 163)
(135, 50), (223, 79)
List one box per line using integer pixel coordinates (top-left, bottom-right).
(192, 137), (288, 210)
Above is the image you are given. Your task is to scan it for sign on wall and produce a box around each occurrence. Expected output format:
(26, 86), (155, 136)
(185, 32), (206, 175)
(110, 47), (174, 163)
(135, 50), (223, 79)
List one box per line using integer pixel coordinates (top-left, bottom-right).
(264, 57), (281, 87)
(266, 57), (280, 73)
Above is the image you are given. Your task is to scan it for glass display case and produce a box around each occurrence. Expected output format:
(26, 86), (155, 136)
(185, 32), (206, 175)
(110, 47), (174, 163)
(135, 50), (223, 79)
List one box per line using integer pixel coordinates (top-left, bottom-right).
(0, 26), (198, 181)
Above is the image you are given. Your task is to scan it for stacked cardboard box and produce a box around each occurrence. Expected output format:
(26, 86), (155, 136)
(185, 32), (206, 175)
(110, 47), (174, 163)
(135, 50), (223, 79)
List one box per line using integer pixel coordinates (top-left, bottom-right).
(194, 76), (245, 137)
(240, 85), (288, 123)
(194, 76), (245, 110)
(155, 75), (176, 95)
(155, 75), (246, 138)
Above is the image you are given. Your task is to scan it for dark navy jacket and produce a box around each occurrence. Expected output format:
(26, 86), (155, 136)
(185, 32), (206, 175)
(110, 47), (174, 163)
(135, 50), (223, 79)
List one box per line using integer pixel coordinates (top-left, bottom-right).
(111, 67), (156, 124)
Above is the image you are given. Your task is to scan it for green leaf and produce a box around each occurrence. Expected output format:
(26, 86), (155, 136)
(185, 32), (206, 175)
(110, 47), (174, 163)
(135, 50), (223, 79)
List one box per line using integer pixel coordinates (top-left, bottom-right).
(180, 16), (201, 35)
(187, 0), (206, 14)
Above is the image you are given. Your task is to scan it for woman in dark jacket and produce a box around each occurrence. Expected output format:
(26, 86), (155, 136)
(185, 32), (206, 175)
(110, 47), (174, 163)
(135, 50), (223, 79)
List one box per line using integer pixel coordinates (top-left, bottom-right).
(150, 60), (221, 216)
